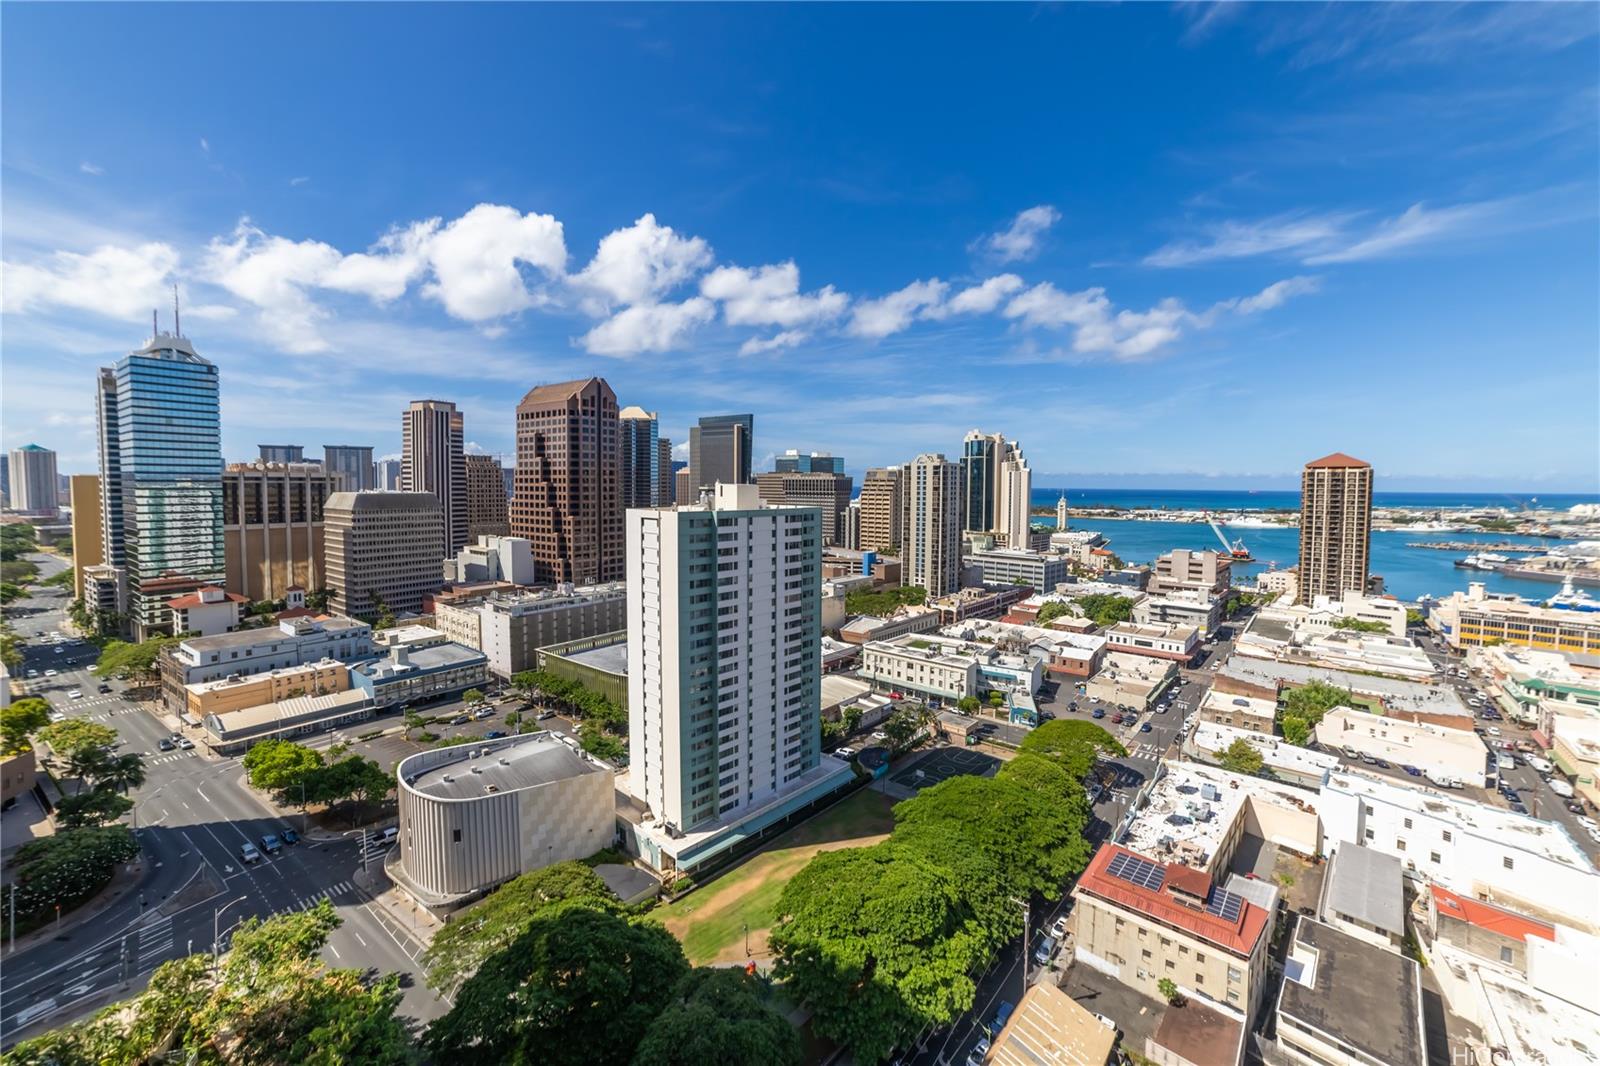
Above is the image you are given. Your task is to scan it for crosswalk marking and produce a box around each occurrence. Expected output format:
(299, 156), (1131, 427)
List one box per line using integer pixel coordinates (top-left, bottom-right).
(137, 915), (174, 963)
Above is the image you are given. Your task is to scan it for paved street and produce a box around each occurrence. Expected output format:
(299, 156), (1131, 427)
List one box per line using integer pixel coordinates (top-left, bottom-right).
(1, 552), (445, 1046)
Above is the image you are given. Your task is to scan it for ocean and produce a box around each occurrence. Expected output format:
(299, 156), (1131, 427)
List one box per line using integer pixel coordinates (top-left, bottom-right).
(1031, 488), (1600, 513)
(1037, 516), (1576, 603)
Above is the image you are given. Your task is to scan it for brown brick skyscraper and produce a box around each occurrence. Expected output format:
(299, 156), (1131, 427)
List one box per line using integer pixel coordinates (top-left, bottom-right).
(511, 378), (622, 584)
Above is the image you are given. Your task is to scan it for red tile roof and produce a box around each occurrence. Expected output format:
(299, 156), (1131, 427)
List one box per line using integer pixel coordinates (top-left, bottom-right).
(1304, 452), (1370, 469)
(1076, 845), (1270, 958)
(1431, 886), (1555, 944)
(166, 590), (248, 610)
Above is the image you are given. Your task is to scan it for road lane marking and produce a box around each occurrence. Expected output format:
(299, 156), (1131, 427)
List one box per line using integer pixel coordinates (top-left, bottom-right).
(354, 932), (368, 947)
(328, 944), (341, 959)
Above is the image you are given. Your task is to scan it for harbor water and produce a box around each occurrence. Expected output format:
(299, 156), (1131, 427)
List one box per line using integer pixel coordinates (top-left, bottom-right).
(1040, 517), (1575, 603)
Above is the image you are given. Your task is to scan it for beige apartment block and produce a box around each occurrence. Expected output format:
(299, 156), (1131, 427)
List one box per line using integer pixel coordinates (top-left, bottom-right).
(1297, 453), (1372, 605)
(858, 466), (902, 553)
(185, 659), (349, 719)
(69, 474), (103, 602)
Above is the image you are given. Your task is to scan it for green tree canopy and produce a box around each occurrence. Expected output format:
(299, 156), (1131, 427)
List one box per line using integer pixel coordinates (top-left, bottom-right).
(422, 860), (621, 993)
(36, 719), (117, 759)
(1034, 600), (1073, 627)
(1217, 738), (1266, 776)
(1018, 719), (1127, 780)
(891, 774), (1090, 952)
(0, 582), (24, 605)
(54, 788), (134, 829)
(2, 696), (53, 751)
(1075, 593), (1135, 628)
(769, 843), (986, 1065)
(7, 826), (140, 929)
(92, 636), (178, 682)
(426, 903), (688, 1066)
(243, 738), (326, 794)
(1277, 680), (1351, 744)
(1331, 616), (1388, 634)
(995, 750), (1080, 799)
(10, 900), (413, 1066)
(631, 968), (801, 1066)
(844, 584), (927, 616)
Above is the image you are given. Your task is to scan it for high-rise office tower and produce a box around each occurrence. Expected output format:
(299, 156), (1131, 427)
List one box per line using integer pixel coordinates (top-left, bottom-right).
(755, 470), (853, 546)
(464, 453), (510, 538)
(7, 444), (59, 515)
(1297, 453), (1373, 605)
(774, 450), (844, 474)
(223, 461), (338, 602)
(322, 445), (376, 491)
(995, 442), (1033, 548)
(961, 430), (1003, 532)
(656, 439), (674, 507)
(620, 406), (664, 509)
(900, 453), (962, 596)
(258, 444), (304, 464)
(688, 414), (753, 492)
(501, 461), (516, 503)
(375, 458), (402, 491)
(97, 327), (225, 638)
(69, 475), (103, 602)
(324, 491), (445, 620)
(511, 378), (623, 585)
(841, 499), (863, 551)
(401, 400), (467, 554)
(625, 483), (822, 834)
(858, 466), (903, 554)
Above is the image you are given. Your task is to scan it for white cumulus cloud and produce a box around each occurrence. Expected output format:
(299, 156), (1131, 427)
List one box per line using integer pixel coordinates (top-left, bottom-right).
(928, 274), (1026, 318)
(575, 213), (712, 309)
(422, 204), (567, 321)
(2, 242), (181, 320)
(847, 279), (950, 338)
(738, 330), (809, 355)
(700, 261), (847, 328)
(581, 296), (716, 356)
(974, 205), (1061, 263)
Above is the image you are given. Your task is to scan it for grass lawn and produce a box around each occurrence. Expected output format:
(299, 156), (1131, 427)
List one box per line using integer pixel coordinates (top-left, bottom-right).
(657, 787), (896, 965)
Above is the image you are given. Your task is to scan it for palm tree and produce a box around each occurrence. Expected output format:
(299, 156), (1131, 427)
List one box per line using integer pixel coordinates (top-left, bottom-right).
(67, 746), (112, 794)
(95, 752), (147, 794)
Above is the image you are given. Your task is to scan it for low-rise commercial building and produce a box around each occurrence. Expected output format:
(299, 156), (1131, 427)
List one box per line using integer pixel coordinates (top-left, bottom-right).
(1199, 690), (1278, 734)
(1122, 761), (1323, 877)
(1073, 843), (1272, 1019)
(1317, 843), (1404, 949)
(1086, 652), (1177, 711)
(537, 632), (628, 710)
(838, 606), (940, 645)
(1272, 916), (1427, 1066)
(201, 688), (373, 755)
(858, 632), (1044, 704)
(1148, 548), (1231, 598)
(1319, 769), (1600, 929)
(821, 548), (902, 587)
(459, 584), (629, 678)
(1549, 716), (1600, 809)
(451, 534), (535, 586)
(349, 640), (489, 709)
(1254, 567), (1298, 603)
(1431, 582), (1600, 656)
(1425, 884), (1556, 977)
(963, 548), (1068, 592)
(1105, 622), (1199, 663)
(988, 982), (1116, 1066)
(1214, 657), (1472, 730)
(929, 584), (1032, 624)
(1134, 592), (1222, 635)
(940, 617), (1106, 680)
(1314, 706), (1489, 786)
(183, 658), (348, 720)
(1469, 644), (1600, 730)
(1184, 721), (1340, 789)
(394, 732), (616, 910)
(159, 616), (374, 715)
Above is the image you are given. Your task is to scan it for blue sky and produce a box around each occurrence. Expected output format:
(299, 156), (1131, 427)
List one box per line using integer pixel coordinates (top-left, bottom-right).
(3, 3), (1596, 490)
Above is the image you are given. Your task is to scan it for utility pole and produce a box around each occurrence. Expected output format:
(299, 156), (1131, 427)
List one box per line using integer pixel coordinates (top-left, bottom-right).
(1012, 896), (1031, 989)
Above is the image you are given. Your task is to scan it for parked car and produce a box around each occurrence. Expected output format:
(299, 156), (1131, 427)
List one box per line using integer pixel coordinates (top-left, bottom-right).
(486, 730), (507, 739)
(44, 669), (57, 678)
(473, 706), (494, 720)
(97, 684), (111, 693)
(177, 737), (195, 750)
(1566, 800), (1586, 815)
(68, 690), (82, 700)
(378, 826), (399, 845)
(1091, 709), (1105, 719)
(1510, 801), (1529, 815)
(871, 731), (889, 743)
(987, 1001), (1015, 1037)
(1401, 764), (1422, 776)
(1033, 935), (1058, 966)
(450, 714), (471, 726)
(1373, 758), (1390, 769)
(239, 842), (262, 864)
(966, 1038), (991, 1066)
(1487, 726), (1502, 737)
(280, 828), (300, 845)
(157, 738), (176, 752)
(1049, 915), (1069, 939)
(537, 709), (558, 720)
(836, 746), (857, 759)
(259, 834), (283, 855)
(1140, 722), (1152, 733)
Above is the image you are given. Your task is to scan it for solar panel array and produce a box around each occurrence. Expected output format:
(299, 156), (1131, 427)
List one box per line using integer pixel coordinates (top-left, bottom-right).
(1205, 886), (1244, 923)
(1106, 850), (1166, 892)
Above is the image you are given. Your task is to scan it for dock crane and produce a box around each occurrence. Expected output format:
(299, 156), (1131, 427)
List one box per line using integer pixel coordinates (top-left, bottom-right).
(1204, 513), (1253, 562)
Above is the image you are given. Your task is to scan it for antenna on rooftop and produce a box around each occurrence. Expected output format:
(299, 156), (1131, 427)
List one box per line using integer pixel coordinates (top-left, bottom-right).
(153, 309), (159, 337)
(173, 283), (181, 337)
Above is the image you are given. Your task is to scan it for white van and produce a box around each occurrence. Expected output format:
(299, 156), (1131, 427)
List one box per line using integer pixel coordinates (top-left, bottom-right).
(1527, 756), (1554, 775)
(1549, 779), (1575, 800)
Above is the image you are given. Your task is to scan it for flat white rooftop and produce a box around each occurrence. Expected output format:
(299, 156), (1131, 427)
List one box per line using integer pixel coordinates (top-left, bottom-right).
(1125, 760), (1320, 870)
(1323, 769), (1591, 869)
(1191, 720), (1341, 779)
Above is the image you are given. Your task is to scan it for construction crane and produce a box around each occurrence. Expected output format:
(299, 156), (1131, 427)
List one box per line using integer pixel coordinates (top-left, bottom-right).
(1204, 513), (1253, 561)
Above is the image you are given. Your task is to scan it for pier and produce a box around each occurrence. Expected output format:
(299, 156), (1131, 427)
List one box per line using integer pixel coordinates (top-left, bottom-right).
(1404, 541), (1546, 553)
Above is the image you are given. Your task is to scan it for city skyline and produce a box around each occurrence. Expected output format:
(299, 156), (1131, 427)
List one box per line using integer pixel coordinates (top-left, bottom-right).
(3, 5), (1596, 491)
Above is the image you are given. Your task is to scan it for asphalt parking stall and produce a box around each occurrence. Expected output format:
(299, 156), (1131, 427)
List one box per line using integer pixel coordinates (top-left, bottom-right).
(891, 747), (1001, 791)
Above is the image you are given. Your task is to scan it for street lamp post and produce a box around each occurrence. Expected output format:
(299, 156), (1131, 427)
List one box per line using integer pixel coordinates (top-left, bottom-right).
(212, 895), (249, 977)
(1011, 896), (1030, 990)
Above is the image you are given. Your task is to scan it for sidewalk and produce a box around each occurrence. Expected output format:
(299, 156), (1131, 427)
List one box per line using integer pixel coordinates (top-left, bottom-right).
(356, 860), (441, 946)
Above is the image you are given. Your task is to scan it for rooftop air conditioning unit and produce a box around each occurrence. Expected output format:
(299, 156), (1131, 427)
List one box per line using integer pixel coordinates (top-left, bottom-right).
(441, 774), (453, 783)
(499, 758), (510, 766)
(470, 766), (483, 775)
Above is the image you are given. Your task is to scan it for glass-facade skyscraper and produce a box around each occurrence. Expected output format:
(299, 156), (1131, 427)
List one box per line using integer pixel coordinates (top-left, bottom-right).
(99, 329), (224, 637)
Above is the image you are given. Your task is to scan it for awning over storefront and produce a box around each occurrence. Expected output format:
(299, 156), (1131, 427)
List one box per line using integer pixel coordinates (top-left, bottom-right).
(1531, 730), (1552, 750)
